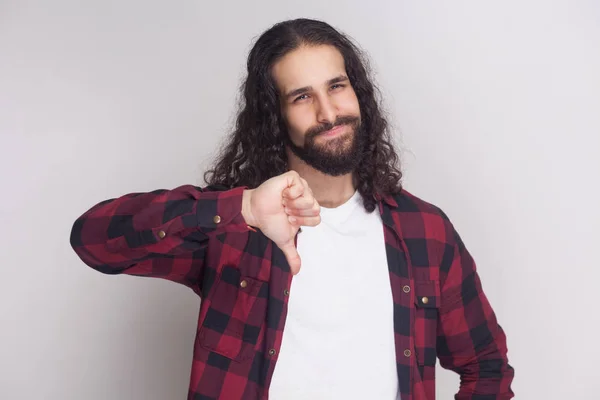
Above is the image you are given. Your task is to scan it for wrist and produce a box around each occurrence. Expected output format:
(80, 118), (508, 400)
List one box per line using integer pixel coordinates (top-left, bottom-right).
(242, 189), (257, 228)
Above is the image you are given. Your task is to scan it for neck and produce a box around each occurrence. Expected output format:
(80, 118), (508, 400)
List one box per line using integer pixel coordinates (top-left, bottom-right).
(286, 151), (356, 208)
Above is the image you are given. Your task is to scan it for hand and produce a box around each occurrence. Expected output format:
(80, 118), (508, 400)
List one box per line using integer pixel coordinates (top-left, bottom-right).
(242, 171), (321, 274)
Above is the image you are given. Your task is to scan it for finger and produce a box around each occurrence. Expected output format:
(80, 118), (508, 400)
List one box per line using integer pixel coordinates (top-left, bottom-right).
(299, 178), (314, 198)
(289, 215), (321, 227)
(286, 195), (316, 210)
(285, 207), (320, 217)
(278, 241), (301, 275)
(282, 181), (304, 200)
(287, 198), (320, 216)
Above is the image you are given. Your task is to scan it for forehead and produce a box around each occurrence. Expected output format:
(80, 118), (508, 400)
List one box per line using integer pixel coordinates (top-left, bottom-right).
(272, 45), (347, 92)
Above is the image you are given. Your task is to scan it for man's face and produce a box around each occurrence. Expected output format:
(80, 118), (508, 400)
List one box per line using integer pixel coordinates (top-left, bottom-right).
(272, 45), (364, 176)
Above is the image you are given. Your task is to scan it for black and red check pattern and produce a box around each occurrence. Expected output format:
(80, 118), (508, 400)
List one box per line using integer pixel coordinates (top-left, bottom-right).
(70, 184), (514, 399)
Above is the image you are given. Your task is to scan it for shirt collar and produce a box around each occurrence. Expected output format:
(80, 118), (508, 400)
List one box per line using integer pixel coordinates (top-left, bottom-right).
(374, 191), (398, 208)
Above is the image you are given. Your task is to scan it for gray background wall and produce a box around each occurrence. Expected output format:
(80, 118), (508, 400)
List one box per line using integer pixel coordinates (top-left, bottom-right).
(1, 1), (599, 398)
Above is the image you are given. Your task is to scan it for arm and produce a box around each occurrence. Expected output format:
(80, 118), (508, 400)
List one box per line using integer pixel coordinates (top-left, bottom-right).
(69, 184), (251, 295)
(437, 219), (515, 399)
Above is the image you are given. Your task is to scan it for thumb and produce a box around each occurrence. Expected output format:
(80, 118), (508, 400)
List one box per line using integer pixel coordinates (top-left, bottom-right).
(282, 173), (304, 200)
(278, 241), (301, 275)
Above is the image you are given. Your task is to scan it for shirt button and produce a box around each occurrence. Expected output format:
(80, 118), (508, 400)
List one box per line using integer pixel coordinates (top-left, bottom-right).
(421, 296), (429, 304)
(283, 289), (290, 296)
(268, 348), (277, 356)
(402, 285), (411, 293)
(240, 280), (248, 288)
(157, 230), (166, 239)
(404, 349), (412, 357)
(213, 215), (222, 224)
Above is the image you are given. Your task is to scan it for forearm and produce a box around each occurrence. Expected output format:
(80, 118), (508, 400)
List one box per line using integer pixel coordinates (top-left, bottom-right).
(449, 321), (515, 399)
(69, 184), (249, 274)
(437, 218), (515, 399)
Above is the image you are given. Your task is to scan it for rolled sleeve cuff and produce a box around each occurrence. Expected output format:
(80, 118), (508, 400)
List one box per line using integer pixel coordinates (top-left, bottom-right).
(196, 186), (250, 233)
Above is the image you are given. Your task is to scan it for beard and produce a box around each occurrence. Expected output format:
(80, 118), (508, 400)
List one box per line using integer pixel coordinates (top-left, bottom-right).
(285, 115), (366, 176)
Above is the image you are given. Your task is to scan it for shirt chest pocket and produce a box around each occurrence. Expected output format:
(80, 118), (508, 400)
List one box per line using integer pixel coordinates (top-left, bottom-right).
(413, 280), (440, 367)
(198, 265), (269, 362)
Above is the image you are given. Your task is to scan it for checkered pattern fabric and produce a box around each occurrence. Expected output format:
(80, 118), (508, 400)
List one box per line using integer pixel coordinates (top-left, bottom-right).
(70, 184), (514, 399)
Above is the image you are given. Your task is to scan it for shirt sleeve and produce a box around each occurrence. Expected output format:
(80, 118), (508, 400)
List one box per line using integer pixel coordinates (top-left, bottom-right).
(69, 184), (250, 295)
(436, 217), (515, 399)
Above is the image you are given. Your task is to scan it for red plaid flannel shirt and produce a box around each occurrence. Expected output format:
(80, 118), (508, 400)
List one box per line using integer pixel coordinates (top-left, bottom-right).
(70, 184), (514, 399)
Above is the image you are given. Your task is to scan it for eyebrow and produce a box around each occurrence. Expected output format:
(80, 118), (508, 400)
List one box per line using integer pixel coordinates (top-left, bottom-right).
(284, 75), (349, 100)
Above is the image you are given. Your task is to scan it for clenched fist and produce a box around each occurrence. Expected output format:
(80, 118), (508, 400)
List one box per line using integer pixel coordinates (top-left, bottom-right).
(241, 171), (321, 274)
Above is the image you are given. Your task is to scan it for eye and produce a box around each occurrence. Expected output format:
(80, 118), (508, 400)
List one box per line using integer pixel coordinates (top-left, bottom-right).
(330, 83), (345, 91)
(293, 94), (309, 103)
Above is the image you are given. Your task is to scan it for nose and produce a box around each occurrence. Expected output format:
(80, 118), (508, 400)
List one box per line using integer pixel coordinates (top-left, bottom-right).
(315, 96), (337, 125)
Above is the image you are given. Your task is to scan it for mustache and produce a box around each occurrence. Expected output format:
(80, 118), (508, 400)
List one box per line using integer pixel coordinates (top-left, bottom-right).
(305, 115), (360, 139)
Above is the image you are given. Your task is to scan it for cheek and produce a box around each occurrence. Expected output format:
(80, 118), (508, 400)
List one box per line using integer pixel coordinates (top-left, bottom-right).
(288, 126), (304, 145)
(343, 91), (361, 115)
(285, 111), (312, 144)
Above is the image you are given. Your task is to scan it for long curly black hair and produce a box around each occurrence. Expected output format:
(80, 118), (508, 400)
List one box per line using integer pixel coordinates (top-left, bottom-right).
(204, 18), (403, 212)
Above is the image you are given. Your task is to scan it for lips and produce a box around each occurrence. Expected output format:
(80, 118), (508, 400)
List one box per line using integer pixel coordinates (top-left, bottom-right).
(319, 125), (346, 137)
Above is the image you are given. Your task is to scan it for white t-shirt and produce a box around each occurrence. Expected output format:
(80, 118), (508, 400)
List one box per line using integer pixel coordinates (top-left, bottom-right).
(269, 190), (399, 400)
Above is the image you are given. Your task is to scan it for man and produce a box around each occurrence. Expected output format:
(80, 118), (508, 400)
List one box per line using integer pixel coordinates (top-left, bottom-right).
(70, 18), (514, 400)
